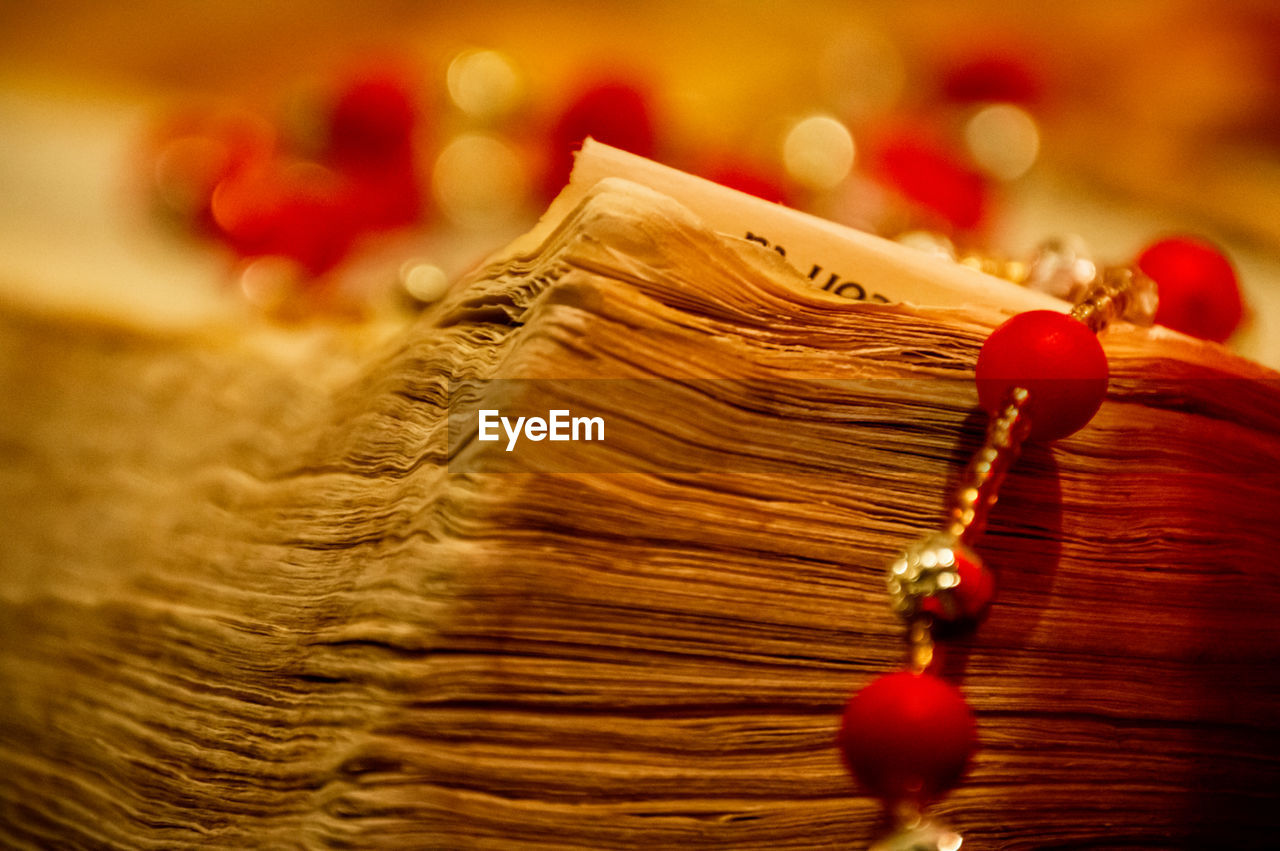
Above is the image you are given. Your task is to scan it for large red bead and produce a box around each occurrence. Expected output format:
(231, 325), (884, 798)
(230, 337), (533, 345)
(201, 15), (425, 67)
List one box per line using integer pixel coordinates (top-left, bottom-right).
(975, 309), (1108, 442)
(838, 671), (976, 803)
(1137, 236), (1243, 342)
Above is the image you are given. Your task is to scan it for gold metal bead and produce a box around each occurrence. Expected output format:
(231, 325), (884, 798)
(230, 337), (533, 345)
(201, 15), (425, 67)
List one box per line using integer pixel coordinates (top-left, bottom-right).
(885, 531), (983, 620)
(946, 391), (1030, 541)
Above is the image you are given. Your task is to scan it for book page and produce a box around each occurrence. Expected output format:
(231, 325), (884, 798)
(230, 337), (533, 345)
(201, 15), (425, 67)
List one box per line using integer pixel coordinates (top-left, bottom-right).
(510, 139), (1066, 315)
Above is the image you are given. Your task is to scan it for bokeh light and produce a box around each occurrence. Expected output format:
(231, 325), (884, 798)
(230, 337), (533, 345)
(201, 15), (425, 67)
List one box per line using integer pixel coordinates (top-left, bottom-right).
(447, 49), (524, 122)
(432, 131), (529, 229)
(399, 259), (450, 303)
(782, 115), (855, 191)
(964, 103), (1040, 180)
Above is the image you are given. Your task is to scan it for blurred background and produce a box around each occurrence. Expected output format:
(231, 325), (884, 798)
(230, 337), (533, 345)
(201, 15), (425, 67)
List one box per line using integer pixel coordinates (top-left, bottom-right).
(1, 0), (1278, 363)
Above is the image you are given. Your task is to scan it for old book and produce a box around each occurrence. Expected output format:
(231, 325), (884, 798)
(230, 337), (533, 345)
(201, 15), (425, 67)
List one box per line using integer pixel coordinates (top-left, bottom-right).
(1, 145), (1278, 849)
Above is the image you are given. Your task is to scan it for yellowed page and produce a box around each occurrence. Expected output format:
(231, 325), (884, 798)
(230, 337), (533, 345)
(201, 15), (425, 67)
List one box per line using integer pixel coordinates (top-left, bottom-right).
(507, 139), (1066, 315)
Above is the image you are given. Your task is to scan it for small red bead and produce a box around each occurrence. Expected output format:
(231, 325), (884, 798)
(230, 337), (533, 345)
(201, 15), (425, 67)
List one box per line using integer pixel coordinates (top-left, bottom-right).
(838, 671), (976, 803)
(1137, 236), (1243, 342)
(920, 542), (995, 623)
(975, 309), (1108, 442)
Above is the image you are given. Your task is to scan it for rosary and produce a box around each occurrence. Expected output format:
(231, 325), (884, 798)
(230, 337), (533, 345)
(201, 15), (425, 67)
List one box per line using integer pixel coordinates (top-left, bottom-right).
(836, 234), (1243, 850)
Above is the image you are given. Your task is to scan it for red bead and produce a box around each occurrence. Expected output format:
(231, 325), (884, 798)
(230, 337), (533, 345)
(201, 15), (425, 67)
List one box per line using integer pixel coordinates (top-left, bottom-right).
(941, 50), (1043, 105)
(544, 78), (656, 198)
(209, 163), (283, 254)
(210, 160), (360, 275)
(920, 542), (995, 623)
(1137, 236), (1243, 342)
(145, 107), (275, 230)
(322, 64), (426, 229)
(975, 309), (1108, 442)
(341, 149), (423, 229)
(265, 190), (361, 276)
(867, 122), (990, 232)
(326, 68), (419, 168)
(838, 671), (976, 803)
(702, 158), (792, 206)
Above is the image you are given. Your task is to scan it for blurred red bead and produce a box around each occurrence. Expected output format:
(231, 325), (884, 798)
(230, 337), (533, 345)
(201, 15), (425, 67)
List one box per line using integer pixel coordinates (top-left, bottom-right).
(838, 671), (976, 803)
(920, 542), (995, 623)
(320, 63), (427, 229)
(703, 159), (792, 206)
(544, 78), (656, 198)
(211, 160), (360, 275)
(344, 149), (423, 229)
(941, 51), (1044, 105)
(326, 67), (419, 169)
(269, 191), (361, 276)
(1137, 236), (1243, 342)
(146, 107), (275, 230)
(976, 310), (1109, 442)
(210, 163), (284, 254)
(867, 123), (990, 232)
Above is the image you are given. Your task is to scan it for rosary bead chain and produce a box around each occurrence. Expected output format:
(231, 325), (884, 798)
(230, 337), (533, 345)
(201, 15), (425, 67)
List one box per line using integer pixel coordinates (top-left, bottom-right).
(946, 386), (1031, 543)
(849, 230), (1245, 849)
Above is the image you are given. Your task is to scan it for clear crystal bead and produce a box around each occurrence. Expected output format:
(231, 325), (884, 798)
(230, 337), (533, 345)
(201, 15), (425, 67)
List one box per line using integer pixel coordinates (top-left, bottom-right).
(1024, 234), (1095, 300)
(1123, 269), (1159, 326)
